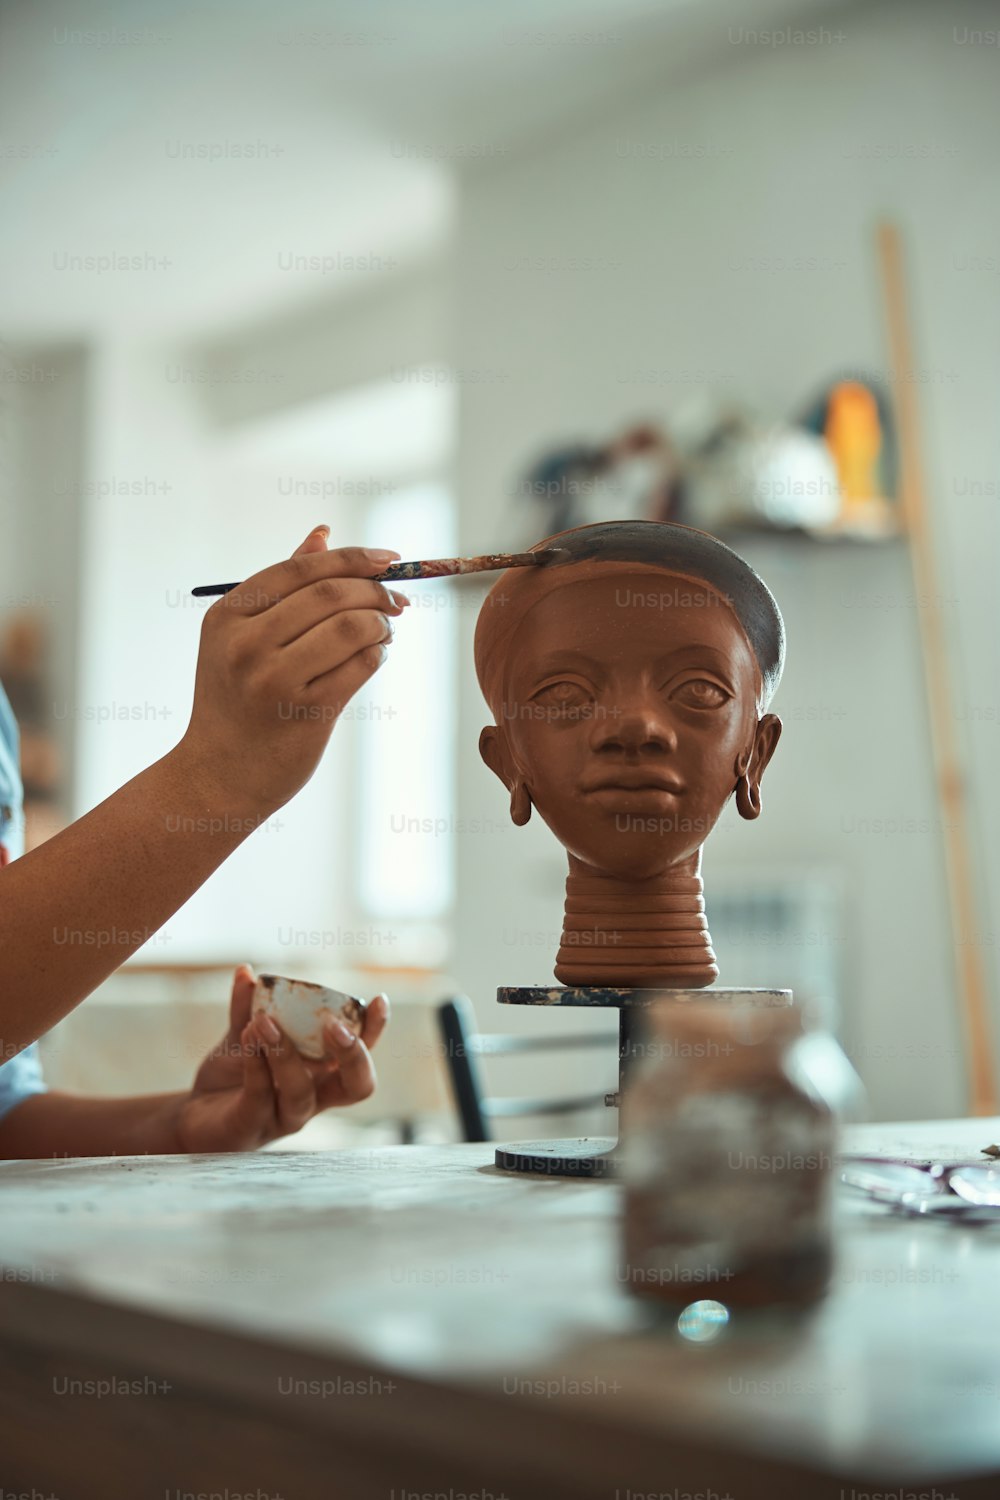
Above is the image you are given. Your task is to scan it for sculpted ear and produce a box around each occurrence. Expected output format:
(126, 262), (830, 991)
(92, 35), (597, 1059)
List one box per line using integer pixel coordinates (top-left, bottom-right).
(480, 724), (533, 827)
(479, 725), (512, 789)
(751, 713), (781, 783)
(735, 713), (781, 821)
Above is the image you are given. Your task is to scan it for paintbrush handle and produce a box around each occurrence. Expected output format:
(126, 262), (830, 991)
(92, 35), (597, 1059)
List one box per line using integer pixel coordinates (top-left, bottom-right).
(191, 549), (561, 598)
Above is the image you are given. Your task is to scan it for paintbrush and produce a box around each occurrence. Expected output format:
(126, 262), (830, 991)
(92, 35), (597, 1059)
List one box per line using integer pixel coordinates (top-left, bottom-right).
(191, 549), (567, 597)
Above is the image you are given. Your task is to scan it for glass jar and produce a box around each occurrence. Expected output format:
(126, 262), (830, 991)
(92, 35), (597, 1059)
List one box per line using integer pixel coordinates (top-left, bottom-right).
(621, 993), (850, 1313)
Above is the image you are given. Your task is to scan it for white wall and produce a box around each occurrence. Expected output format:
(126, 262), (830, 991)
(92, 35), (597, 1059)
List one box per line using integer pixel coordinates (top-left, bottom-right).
(452, 0), (1000, 1119)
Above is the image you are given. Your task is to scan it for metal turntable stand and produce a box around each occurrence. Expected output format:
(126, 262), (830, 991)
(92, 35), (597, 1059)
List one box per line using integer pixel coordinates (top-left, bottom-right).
(493, 984), (791, 1178)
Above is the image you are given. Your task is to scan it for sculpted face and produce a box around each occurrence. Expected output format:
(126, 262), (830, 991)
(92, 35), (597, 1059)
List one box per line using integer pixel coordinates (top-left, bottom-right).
(480, 568), (781, 882)
(475, 523), (784, 987)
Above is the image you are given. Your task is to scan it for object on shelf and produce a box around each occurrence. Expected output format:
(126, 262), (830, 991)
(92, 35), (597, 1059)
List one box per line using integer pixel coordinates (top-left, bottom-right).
(514, 423), (682, 539)
(801, 375), (899, 538)
(512, 371), (903, 545)
(682, 414), (841, 535)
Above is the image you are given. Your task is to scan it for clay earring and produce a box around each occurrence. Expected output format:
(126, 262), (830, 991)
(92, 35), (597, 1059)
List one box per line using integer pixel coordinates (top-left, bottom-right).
(736, 773), (761, 820)
(510, 779), (532, 827)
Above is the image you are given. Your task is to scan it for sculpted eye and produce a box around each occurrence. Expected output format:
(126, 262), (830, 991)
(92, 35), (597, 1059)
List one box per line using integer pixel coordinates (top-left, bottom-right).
(671, 678), (730, 710)
(532, 680), (593, 719)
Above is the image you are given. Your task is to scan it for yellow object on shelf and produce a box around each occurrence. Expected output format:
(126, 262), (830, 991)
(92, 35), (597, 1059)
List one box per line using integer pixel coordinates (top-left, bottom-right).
(823, 380), (897, 536)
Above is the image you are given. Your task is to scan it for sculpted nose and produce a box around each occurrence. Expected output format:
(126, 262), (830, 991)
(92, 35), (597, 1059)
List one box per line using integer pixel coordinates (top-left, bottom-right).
(590, 698), (678, 755)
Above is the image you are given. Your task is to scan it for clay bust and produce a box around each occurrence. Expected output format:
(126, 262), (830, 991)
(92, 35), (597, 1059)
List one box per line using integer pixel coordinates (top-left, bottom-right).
(475, 521), (785, 988)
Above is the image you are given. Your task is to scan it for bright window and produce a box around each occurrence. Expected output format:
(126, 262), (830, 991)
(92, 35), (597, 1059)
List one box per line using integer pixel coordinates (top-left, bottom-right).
(75, 370), (455, 966)
(359, 483), (456, 926)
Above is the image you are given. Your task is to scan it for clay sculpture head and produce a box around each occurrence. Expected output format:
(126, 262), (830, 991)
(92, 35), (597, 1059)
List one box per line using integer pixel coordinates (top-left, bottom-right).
(475, 521), (784, 988)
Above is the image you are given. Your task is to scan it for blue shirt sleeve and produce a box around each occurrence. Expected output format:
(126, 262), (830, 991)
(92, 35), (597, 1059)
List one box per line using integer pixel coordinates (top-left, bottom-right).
(0, 1043), (46, 1121)
(0, 678), (48, 1118)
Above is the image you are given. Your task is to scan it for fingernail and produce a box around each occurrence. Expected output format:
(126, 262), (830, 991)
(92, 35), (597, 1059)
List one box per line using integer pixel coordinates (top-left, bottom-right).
(389, 590), (411, 609)
(328, 1019), (357, 1047)
(312, 524), (330, 539)
(381, 615), (394, 643)
(258, 1014), (281, 1044)
(363, 548), (400, 563)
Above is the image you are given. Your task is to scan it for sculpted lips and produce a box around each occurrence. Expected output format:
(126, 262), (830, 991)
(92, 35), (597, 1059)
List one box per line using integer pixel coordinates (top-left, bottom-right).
(582, 768), (686, 795)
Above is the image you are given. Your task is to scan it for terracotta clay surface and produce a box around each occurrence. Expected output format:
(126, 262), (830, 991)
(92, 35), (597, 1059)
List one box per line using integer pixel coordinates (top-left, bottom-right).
(476, 521), (785, 988)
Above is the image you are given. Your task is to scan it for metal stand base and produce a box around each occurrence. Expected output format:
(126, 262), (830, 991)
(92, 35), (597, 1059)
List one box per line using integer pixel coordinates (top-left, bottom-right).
(492, 984), (791, 1179)
(492, 986), (657, 1178)
(494, 1137), (619, 1178)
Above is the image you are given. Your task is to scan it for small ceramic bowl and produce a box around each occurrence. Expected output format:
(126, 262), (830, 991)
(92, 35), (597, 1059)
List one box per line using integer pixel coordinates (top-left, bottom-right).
(251, 973), (366, 1060)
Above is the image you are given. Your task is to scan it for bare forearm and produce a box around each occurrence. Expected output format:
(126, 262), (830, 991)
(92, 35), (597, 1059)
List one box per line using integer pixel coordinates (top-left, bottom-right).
(0, 1090), (186, 1159)
(0, 740), (258, 1055)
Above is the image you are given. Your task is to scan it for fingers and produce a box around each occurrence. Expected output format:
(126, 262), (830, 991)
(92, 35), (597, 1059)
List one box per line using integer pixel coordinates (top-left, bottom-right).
(361, 992), (390, 1051)
(218, 542), (402, 618)
(316, 1016), (377, 1108)
(259, 576), (410, 652)
(253, 1013), (318, 1135)
(228, 963), (257, 1039)
(241, 997), (388, 1123)
(292, 524), (330, 557)
(283, 605), (397, 690)
(235, 1023), (279, 1140)
(301, 640), (389, 717)
(178, 1025), (278, 1153)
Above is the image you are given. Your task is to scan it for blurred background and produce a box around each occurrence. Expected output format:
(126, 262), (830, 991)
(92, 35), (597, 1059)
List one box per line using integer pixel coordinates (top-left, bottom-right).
(1, 0), (997, 1137)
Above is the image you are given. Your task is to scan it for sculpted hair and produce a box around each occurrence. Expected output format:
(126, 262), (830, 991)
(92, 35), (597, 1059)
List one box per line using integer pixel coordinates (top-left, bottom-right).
(474, 520), (786, 714)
